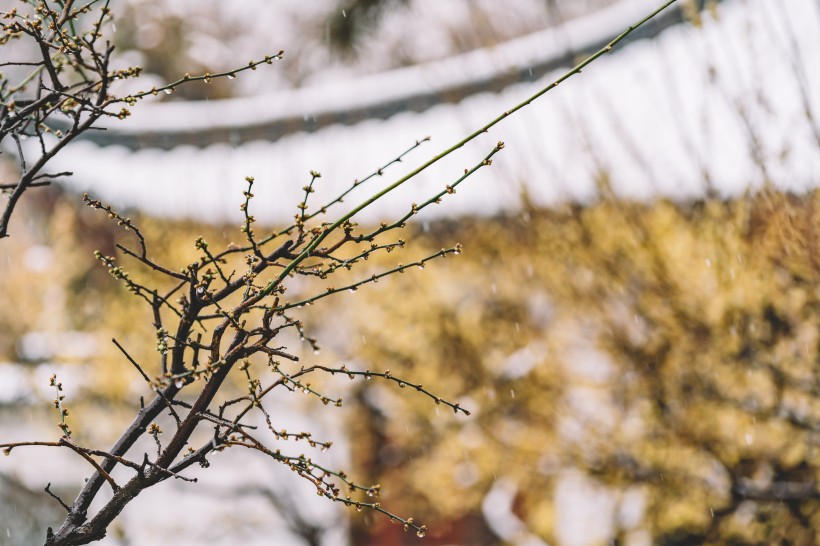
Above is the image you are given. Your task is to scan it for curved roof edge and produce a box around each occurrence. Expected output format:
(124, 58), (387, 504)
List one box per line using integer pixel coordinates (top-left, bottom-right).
(80, 0), (710, 150)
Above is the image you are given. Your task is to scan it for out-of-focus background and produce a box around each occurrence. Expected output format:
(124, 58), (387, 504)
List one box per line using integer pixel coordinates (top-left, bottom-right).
(1, 0), (819, 545)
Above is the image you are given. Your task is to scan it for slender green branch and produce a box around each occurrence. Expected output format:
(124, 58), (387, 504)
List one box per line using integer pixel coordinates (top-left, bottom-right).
(261, 0), (680, 297)
(277, 246), (461, 312)
(200, 137), (431, 268)
(115, 51), (285, 103)
(318, 365), (471, 416)
(286, 136), (432, 233)
(359, 142), (503, 241)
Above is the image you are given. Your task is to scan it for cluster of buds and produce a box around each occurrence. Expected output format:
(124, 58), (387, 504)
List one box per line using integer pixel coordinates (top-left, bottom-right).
(49, 374), (71, 438)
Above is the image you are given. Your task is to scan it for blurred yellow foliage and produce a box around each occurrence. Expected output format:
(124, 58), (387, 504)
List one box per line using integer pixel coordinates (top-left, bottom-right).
(1, 187), (817, 545)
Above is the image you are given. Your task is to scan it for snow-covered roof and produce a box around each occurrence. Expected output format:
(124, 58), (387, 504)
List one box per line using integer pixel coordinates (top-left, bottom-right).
(51, 0), (819, 226)
(78, 0), (696, 149)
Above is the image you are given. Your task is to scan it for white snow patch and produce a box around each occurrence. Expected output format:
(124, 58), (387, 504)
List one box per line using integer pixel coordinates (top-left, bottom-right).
(45, 0), (818, 226)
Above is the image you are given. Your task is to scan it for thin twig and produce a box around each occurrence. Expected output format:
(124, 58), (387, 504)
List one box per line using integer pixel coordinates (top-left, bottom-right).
(112, 338), (151, 384)
(45, 483), (71, 513)
(59, 439), (120, 492)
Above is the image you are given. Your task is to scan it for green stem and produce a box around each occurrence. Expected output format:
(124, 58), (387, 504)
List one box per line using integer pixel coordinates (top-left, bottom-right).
(262, 0), (679, 297)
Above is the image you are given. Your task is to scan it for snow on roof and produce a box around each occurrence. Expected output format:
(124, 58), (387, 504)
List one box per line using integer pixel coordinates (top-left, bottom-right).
(49, 0), (819, 227)
(86, 0), (686, 143)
